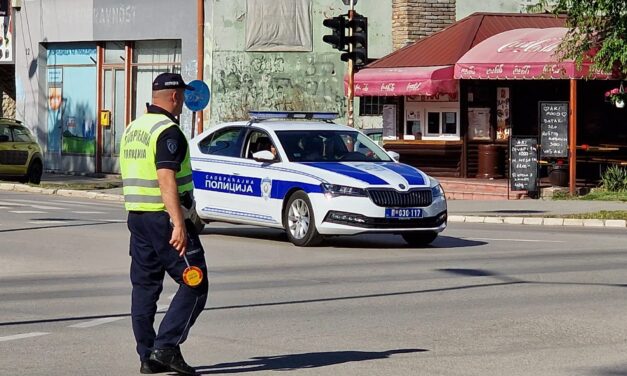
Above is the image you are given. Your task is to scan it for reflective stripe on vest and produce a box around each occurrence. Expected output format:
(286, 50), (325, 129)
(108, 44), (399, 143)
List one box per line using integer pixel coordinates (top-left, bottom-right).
(120, 114), (193, 212)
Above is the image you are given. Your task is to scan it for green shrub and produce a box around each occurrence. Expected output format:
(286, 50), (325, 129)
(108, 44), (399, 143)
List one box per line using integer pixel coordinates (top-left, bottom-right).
(601, 165), (627, 192)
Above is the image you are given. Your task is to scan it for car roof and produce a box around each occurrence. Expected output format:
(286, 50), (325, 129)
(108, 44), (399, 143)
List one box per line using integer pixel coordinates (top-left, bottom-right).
(254, 121), (354, 132)
(208, 120), (359, 134)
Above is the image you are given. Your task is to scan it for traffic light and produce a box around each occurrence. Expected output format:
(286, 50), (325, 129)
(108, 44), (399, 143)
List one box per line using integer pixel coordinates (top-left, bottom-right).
(322, 16), (347, 51)
(341, 13), (368, 67)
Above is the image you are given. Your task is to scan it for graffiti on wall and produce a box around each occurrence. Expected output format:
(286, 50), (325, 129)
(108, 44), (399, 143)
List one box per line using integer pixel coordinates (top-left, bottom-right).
(212, 53), (346, 122)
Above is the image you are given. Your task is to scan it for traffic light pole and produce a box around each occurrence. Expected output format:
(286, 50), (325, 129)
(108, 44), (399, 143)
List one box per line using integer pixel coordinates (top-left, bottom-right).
(346, 2), (355, 128)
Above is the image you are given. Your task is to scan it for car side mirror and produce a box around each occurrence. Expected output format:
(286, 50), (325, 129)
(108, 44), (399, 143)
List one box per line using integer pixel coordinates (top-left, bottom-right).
(387, 150), (400, 162)
(252, 150), (277, 163)
(0, 135), (9, 142)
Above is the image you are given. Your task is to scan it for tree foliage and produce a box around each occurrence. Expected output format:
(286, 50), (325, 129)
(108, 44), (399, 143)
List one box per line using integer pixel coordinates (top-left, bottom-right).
(528, 0), (627, 78)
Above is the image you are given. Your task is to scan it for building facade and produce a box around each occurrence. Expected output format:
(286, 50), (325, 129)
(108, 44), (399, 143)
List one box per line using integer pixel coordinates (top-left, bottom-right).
(10, 0), (538, 175)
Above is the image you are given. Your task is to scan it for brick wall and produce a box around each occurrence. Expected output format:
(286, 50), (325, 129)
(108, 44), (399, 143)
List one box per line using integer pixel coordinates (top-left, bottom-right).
(392, 0), (456, 50)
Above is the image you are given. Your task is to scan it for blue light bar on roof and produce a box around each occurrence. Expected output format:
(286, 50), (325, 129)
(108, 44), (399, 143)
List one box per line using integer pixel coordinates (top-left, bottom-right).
(249, 111), (339, 121)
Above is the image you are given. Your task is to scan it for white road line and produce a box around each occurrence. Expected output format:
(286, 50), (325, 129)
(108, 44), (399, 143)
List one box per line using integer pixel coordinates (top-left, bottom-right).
(5, 199), (64, 210)
(0, 332), (49, 342)
(56, 199), (122, 208)
(0, 201), (24, 206)
(9, 210), (47, 214)
(72, 211), (106, 214)
(68, 317), (125, 328)
(465, 237), (566, 243)
(28, 220), (69, 225)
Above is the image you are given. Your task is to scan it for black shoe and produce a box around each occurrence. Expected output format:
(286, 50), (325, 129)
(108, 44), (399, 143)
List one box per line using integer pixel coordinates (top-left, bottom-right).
(150, 348), (197, 376)
(140, 359), (169, 374)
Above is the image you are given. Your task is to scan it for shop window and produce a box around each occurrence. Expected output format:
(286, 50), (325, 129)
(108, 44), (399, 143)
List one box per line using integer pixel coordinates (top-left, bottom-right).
(104, 42), (125, 65)
(45, 43), (98, 156)
(359, 96), (396, 116)
(425, 110), (459, 139)
(131, 40), (182, 121)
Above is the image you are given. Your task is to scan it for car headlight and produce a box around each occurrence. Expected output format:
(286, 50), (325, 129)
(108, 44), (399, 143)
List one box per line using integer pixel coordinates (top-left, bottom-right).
(321, 183), (367, 198)
(431, 184), (444, 198)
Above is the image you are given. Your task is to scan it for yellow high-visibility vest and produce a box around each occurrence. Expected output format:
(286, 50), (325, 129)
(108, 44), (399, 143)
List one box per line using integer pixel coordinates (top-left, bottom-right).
(120, 114), (193, 211)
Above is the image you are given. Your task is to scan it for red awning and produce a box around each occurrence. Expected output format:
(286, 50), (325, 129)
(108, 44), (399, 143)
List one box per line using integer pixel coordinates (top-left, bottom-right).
(454, 27), (612, 80)
(348, 66), (458, 96)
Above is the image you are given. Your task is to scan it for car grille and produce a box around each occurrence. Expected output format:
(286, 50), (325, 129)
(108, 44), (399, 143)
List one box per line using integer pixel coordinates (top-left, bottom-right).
(367, 188), (433, 207)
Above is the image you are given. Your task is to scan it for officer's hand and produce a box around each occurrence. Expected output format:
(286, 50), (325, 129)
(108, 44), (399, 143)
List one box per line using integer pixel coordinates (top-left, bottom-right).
(170, 224), (187, 256)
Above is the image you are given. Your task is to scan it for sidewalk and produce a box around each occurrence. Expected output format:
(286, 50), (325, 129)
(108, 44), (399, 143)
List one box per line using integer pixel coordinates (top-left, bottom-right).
(0, 172), (625, 228)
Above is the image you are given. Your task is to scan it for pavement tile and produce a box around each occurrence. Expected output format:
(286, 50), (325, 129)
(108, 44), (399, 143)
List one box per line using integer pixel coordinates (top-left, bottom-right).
(543, 218), (564, 226)
(523, 217), (543, 225)
(465, 216), (486, 223)
(503, 217), (524, 225)
(605, 220), (627, 228)
(564, 218), (584, 226)
(448, 215), (466, 222)
(582, 219), (605, 227)
(484, 217), (505, 224)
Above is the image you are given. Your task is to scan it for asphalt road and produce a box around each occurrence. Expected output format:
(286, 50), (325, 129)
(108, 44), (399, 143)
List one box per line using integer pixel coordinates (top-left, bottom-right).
(1, 191), (627, 376)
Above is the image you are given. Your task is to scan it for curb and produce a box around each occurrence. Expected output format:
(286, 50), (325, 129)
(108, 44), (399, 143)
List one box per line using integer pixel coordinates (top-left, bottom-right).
(448, 215), (627, 229)
(0, 182), (124, 203)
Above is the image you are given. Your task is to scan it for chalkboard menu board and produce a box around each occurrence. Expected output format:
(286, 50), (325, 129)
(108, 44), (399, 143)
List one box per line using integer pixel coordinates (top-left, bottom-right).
(539, 101), (569, 158)
(510, 137), (538, 192)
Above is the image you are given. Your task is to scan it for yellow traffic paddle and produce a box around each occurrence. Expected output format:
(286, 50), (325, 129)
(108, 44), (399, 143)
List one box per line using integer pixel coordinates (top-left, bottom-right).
(182, 254), (203, 287)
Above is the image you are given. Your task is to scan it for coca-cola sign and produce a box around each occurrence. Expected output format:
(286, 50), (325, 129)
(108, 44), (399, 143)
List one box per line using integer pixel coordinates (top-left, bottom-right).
(497, 38), (561, 54)
(380, 83), (396, 92)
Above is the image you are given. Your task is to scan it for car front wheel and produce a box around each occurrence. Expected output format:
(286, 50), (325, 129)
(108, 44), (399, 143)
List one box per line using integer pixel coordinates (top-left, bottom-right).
(283, 191), (323, 247)
(26, 159), (43, 184)
(402, 231), (438, 247)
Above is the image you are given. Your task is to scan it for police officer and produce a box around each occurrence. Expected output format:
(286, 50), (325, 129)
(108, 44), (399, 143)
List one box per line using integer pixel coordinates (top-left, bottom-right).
(120, 72), (208, 376)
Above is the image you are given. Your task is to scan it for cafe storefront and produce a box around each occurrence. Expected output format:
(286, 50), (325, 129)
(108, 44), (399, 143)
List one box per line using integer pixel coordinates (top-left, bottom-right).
(352, 13), (566, 182)
(454, 27), (626, 194)
(354, 15), (626, 197)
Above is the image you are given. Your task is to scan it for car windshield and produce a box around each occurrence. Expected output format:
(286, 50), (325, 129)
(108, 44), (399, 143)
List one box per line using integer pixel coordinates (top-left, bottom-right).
(275, 130), (393, 162)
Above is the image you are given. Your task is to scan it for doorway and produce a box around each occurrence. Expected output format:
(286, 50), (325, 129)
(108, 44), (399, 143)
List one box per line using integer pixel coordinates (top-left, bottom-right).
(101, 67), (125, 173)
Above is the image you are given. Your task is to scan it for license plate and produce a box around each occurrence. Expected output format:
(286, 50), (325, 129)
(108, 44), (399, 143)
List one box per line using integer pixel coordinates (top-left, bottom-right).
(385, 208), (422, 219)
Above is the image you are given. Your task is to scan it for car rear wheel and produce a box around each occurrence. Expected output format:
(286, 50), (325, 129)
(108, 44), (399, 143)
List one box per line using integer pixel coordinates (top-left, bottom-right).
(402, 231), (438, 247)
(283, 191), (323, 247)
(26, 159), (43, 184)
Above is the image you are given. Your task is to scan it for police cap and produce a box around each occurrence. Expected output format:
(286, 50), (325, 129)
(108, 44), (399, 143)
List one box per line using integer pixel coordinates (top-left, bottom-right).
(152, 73), (194, 91)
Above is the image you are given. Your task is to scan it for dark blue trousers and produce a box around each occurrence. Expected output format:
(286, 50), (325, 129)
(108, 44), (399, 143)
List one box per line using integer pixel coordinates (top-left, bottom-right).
(127, 211), (208, 361)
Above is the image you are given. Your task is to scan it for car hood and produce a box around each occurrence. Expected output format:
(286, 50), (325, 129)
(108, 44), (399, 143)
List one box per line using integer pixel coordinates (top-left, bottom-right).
(298, 162), (431, 189)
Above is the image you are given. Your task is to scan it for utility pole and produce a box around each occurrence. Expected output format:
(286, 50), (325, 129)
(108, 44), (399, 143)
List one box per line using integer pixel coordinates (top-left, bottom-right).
(346, 1), (355, 127)
(324, 0), (367, 128)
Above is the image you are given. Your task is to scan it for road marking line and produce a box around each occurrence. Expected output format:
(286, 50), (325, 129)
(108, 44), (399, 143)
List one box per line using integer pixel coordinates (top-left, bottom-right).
(72, 211), (106, 214)
(28, 205), (63, 210)
(56, 199), (122, 208)
(0, 201), (24, 206)
(5, 200), (64, 210)
(0, 332), (49, 342)
(28, 220), (69, 225)
(9, 210), (46, 214)
(68, 317), (125, 328)
(465, 237), (565, 243)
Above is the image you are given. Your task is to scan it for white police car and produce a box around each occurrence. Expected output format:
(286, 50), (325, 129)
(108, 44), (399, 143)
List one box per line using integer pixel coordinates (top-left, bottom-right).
(190, 112), (447, 247)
